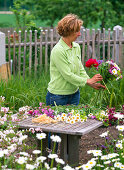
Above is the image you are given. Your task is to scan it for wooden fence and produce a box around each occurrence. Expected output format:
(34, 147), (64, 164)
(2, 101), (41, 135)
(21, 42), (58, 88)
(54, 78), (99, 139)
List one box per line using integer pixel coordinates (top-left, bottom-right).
(5, 27), (124, 78)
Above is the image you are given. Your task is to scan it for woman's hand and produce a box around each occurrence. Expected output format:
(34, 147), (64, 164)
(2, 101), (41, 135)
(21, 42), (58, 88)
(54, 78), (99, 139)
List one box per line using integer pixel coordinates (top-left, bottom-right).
(87, 74), (103, 84)
(87, 83), (106, 90)
(87, 74), (106, 89)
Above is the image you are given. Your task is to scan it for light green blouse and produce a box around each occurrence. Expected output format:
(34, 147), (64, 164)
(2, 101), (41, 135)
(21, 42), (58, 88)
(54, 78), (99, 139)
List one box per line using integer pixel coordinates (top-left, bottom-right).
(47, 38), (89, 95)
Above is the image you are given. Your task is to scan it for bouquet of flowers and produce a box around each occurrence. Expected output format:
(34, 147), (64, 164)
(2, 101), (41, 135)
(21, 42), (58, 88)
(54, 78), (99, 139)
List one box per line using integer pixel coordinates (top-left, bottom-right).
(85, 59), (122, 84)
(85, 58), (123, 108)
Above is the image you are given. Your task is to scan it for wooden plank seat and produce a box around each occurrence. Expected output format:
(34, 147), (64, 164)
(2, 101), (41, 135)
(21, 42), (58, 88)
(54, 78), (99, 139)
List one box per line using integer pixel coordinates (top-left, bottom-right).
(13, 116), (103, 166)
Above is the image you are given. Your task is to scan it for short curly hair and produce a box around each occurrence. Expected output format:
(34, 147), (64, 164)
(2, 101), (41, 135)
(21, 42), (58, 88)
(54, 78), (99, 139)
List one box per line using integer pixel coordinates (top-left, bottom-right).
(57, 14), (83, 37)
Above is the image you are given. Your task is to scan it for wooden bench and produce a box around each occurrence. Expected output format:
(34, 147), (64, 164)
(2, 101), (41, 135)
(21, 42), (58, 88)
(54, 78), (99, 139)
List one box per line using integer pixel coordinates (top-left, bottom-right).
(14, 116), (103, 166)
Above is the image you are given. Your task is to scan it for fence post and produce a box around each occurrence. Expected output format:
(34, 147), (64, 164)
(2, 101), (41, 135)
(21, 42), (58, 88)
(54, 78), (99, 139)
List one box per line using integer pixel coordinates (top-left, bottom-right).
(0, 31), (6, 66)
(113, 25), (122, 64)
(0, 31), (11, 80)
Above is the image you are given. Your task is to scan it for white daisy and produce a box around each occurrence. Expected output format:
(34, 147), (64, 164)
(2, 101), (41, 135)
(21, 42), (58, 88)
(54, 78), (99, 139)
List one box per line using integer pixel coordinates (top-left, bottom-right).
(48, 154), (58, 159)
(100, 131), (109, 137)
(16, 156), (27, 164)
(116, 143), (123, 149)
(112, 158), (120, 162)
(44, 162), (50, 169)
(50, 135), (61, 143)
(32, 150), (41, 154)
(55, 158), (65, 165)
(114, 113), (124, 119)
(108, 153), (119, 159)
(63, 164), (75, 170)
(87, 160), (96, 167)
(116, 125), (124, 131)
(112, 68), (117, 75)
(70, 119), (75, 124)
(36, 156), (47, 162)
(114, 162), (122, 168)
(92, 150), (102, 157)
(104, 160), (111, 164)
(54, 115), (61, 121)
(113, 63), (120, 71)
(120, 164), (124, 169)
(0, 150), (4, 157)
(26, 164), (35, 170)
(19, 152), (29, 157)
(101, 155), (109, 160)
(81, 163), (92, 170)
(66, 117), (71, 123)
(87, 150), (94, 154)
(36, 133), (46, 140)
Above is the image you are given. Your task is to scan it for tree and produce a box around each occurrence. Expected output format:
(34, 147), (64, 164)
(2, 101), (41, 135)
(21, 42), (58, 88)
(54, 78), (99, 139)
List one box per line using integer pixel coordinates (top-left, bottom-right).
(15, 0), (124, 29)
(10, 0), (36, 32)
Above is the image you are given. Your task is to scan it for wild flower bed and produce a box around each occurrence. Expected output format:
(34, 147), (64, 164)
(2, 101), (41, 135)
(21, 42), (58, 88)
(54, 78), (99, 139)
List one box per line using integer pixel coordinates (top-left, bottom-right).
(0, 96), (124, 169)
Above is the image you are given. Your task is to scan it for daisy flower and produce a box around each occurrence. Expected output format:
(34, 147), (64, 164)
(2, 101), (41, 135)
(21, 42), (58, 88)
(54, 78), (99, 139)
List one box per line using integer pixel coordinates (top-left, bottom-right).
(48, 154), (58, 159)
(55, 158), (65, 165)
(16, 156), (27, 164)
(111, 68), (117, 75)
(87, 160), (96, 167)
(92, 150), (102, 157)
(114, 113), (124, 119)
(26, 164), (35, 170)
(114, 162), (122, 168)
(116, 125), (124, 131)
(116, 143), (123, 149)
(81, 163), (92, 170)
(32, 150), (41, 154)
(100, 131), (109, 138)
(36, 133), (46, 140)
(70, 119), (75, 124)
(50, 135), (61, 142)
(0, 150), (4, 158)
(36, 156), (47, 162)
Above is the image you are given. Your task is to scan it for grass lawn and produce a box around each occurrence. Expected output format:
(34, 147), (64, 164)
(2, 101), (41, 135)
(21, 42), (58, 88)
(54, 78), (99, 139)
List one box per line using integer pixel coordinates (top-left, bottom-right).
(0, 14), (16, 27)
(0, 13), (101, 29)
(0, 14), (51, 28)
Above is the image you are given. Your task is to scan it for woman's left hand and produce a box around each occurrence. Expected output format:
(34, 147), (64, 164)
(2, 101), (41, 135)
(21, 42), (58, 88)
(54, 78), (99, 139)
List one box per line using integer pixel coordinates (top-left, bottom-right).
(88, 83), (106, 90)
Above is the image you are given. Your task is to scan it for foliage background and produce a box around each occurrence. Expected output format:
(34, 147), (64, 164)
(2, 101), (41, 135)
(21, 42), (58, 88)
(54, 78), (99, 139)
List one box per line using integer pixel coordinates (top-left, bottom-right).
(0, 0), (124, 29)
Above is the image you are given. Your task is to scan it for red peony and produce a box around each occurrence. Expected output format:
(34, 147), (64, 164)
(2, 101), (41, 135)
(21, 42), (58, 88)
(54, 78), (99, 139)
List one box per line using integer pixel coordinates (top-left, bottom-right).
(85, 58), (99, 68)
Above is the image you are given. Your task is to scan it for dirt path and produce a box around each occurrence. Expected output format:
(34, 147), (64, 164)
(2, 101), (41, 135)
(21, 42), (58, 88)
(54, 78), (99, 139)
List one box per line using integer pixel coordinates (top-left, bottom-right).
(79, 125), (122, 164)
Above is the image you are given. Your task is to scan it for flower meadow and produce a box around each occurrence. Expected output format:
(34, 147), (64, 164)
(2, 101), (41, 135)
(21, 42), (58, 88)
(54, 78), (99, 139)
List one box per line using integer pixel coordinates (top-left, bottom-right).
(0, 96), (124, 169)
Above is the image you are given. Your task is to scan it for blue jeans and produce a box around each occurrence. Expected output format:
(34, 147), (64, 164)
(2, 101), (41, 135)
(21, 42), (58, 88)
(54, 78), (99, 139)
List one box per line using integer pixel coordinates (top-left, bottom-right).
(46, 90), (80, 149)
(46, 89), (80, 106)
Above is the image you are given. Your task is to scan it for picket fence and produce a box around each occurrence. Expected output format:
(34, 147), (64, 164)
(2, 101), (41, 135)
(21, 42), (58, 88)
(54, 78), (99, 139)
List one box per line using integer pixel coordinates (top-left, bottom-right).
(5, 27), (124, 78)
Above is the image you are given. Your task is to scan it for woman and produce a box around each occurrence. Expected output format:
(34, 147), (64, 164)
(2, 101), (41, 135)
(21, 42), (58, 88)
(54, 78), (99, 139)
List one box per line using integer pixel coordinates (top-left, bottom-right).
(46, 14), (105, 106)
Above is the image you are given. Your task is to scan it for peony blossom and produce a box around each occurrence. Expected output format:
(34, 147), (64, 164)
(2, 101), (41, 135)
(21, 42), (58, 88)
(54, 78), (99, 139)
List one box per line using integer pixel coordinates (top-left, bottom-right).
(85, 58), (99, 68)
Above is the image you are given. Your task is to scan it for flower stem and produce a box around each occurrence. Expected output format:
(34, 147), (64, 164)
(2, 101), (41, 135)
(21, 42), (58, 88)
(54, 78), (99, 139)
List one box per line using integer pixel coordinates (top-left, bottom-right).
(41, 139), (42, 155)
(102, 80), (111, 94)
(50, 142), (56, 168)
(52, 142), (56, 154)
